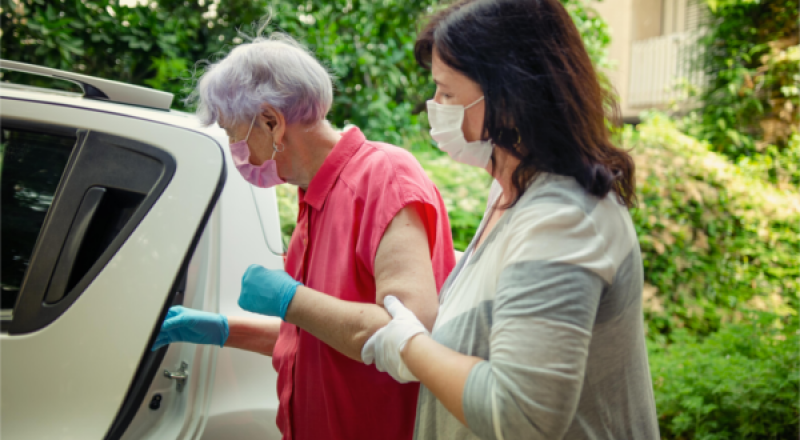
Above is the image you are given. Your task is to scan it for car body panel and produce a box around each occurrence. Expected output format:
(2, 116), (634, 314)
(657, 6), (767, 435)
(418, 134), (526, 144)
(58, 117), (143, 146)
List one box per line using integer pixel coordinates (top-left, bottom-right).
(1, 80), (283, 440)
(0, 96), (225, 439)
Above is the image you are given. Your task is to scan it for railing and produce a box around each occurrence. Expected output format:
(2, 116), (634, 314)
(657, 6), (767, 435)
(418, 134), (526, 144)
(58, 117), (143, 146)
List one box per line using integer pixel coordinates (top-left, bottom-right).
(628, 30), (707, 108)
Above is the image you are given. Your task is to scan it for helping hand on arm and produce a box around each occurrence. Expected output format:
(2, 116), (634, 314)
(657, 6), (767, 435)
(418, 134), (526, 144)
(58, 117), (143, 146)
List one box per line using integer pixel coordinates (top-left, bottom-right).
(361, 296), (429, 383)
(361, 297), (482, 425)
(151, 200), (438, 359)
(237, 203), (439, 363)
(366, 204), (607, 438)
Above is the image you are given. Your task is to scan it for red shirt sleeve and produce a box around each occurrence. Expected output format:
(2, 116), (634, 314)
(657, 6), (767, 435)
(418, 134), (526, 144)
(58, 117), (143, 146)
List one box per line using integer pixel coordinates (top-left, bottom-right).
(353, 145), (442, 276)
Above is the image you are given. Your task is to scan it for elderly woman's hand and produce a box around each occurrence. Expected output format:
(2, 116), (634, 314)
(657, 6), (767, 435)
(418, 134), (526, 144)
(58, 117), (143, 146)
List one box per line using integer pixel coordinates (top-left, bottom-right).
(362, 296), (429, 383)
(238, 264), (302, 320)
(152, 306), (229, 350)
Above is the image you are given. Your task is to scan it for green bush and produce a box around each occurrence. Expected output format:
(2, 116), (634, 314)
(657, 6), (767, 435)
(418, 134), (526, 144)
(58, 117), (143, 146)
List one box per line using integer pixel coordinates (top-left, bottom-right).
(626, 113), (800, 338)
(649, 311), (799, 439)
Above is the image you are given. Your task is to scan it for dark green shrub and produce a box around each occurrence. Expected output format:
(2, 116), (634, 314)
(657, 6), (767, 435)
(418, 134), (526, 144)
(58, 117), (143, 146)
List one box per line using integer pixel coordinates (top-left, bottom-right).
(649, 311), (799, 439)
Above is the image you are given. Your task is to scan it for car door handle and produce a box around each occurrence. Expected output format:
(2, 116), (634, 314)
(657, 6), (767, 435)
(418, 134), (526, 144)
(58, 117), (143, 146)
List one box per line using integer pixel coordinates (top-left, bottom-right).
(45, 186), (107, 304)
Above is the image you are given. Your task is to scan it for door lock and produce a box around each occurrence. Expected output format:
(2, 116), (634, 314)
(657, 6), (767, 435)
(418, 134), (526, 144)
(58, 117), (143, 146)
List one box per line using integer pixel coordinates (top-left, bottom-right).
(164, 361), (189, 392)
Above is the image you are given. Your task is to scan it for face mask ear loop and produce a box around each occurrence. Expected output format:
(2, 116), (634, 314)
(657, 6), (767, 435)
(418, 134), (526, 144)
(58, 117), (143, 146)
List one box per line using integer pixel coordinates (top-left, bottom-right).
(243, 115), (257, 142)
(465, 95), (485, 110)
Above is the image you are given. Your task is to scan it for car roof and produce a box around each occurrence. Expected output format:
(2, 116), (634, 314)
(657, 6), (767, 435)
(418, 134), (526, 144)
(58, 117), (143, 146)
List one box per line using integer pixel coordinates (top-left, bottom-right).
(1, 82), (224, 138)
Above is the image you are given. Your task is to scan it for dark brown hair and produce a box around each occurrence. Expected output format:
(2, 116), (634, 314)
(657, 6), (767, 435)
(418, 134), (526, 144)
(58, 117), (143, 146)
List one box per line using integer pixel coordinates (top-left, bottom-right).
(416, 0), (636, 208)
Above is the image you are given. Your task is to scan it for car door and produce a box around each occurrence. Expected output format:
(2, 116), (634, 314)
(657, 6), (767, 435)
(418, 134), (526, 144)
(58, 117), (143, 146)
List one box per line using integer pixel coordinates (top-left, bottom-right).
(0, 95), (225, 439)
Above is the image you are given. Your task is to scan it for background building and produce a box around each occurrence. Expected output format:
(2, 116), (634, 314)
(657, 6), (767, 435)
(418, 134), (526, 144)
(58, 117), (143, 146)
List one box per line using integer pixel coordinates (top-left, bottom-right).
(594, 0), (708, 121)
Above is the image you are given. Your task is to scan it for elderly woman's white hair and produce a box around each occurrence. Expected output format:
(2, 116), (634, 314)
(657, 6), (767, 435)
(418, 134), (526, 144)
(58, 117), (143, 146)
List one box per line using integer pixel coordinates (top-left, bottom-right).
(190, 32), (333, 127)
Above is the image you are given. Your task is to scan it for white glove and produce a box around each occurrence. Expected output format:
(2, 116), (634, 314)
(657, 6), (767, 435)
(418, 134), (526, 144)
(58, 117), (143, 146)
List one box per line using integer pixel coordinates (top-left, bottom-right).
(362, 295), (428, 383)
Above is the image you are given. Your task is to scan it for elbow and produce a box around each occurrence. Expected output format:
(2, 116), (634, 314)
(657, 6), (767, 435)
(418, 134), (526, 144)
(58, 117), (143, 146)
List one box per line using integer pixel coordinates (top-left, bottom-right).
(397, 298), (437, 332)
(417, 307), (438, 332)
(402, 294), (439, 332)
(486, 399), (575, 440)
(469, 366), (581, 440)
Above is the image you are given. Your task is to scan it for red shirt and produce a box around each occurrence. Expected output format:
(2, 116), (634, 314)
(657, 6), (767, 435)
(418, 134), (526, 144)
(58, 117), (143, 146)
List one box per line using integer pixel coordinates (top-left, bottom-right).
(272, 127), (455, 440)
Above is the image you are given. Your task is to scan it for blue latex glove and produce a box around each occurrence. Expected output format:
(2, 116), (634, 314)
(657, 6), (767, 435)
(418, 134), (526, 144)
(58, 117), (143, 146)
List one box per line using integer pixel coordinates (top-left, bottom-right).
(151, 306), (229, 351)
(238, 264), (302, 320)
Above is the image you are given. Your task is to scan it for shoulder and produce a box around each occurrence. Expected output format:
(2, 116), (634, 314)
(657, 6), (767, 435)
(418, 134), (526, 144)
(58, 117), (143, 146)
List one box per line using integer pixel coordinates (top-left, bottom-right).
(508, 174), (597, 230)
(521, 174), (598, 214)
(360, 140), (426, 176)
(504, 174), (637, 282)
(341, 139), (433, 197)
(513, 174), (632, 235)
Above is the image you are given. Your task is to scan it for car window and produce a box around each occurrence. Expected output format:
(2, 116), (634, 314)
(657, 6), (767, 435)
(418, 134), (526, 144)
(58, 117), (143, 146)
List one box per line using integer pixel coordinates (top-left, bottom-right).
(1, 127), (76, 311)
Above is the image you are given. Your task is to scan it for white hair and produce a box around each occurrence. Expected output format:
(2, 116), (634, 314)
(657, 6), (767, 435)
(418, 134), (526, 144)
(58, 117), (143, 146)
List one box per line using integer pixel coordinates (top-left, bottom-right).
(189, 33), (333, 126)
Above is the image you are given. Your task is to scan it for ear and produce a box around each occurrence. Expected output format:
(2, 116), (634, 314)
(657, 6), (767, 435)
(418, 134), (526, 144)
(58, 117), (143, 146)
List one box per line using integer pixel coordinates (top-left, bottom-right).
(259, 103), (286, 145)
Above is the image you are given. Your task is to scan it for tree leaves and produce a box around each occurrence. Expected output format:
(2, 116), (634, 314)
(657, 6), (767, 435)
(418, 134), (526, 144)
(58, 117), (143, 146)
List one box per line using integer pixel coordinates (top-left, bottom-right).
(1, 0), (612, 149)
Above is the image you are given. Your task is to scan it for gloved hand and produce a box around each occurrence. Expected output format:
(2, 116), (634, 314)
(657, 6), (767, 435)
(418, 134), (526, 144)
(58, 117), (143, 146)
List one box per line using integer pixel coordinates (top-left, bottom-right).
(152, 306), (229, 351)
(362, 296), (428, 383)
(238, 264), (302, 320)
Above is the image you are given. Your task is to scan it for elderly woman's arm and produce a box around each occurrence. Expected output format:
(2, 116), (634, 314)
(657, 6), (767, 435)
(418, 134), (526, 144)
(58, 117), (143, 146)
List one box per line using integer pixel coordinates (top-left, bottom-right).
(284, 203), (439, 361)
(224, 316), (281, 356)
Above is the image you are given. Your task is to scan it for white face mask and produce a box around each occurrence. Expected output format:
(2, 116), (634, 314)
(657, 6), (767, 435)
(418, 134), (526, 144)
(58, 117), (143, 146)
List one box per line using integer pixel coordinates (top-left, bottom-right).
(427, 96), (493, 168)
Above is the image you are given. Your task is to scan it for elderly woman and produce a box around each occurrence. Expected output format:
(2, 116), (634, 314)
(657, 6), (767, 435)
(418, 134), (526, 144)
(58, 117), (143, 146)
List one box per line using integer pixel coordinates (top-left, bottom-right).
(154, 34), (456, 440)
(362, 0), (660, 439)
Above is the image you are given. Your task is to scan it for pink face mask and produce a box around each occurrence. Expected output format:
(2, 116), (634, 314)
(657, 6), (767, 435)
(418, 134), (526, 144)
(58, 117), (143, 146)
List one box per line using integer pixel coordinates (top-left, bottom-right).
(229, 115), (286, 188)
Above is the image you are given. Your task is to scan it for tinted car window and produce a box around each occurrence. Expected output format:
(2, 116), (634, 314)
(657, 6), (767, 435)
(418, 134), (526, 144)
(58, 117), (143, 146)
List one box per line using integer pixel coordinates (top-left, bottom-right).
(1, 127), (75, 310)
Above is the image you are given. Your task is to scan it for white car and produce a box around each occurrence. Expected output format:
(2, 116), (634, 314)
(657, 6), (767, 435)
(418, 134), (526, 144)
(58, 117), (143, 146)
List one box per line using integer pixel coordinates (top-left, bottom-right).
(1, 60), (283, 440)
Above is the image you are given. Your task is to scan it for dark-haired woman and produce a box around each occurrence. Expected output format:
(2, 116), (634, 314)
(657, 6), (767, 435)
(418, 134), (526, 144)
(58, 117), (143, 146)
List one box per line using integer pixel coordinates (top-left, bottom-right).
(361, 0), (660, 438)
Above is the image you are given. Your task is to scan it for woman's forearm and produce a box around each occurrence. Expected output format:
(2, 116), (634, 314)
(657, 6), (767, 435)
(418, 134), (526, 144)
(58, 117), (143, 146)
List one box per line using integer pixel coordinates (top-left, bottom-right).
(285, 286), (392, 362)
(224, 316), (282, 356)
(402, 334), (483, 425)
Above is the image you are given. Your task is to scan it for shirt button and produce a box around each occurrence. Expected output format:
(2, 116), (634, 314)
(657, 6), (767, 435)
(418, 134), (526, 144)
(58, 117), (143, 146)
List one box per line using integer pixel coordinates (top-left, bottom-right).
(302, 238), (307, 246)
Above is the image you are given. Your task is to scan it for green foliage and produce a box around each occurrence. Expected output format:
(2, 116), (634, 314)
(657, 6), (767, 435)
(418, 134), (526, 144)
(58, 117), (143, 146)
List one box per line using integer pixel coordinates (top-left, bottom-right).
(626, 113), (800, 337)
(649, 311), (799, 439)
(1, 0), (255, 88)
(2, 0), (612, 147)
(680, 0), (798, 180)
(1, 0), (436, 145)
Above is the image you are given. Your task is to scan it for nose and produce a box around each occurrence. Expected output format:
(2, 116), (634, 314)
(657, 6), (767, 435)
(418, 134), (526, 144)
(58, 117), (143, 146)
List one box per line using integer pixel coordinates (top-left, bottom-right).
(432, 91), (445, 105)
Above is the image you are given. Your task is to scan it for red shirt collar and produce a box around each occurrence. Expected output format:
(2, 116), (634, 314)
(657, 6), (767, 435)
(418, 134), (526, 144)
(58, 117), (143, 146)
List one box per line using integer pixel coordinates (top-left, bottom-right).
(300, 127), (365, 210)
